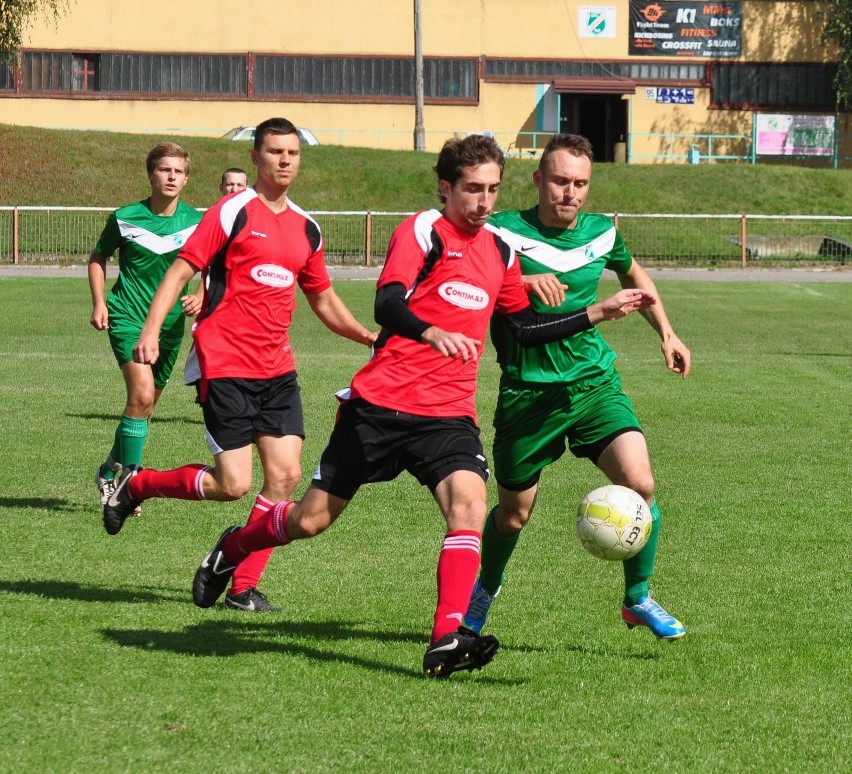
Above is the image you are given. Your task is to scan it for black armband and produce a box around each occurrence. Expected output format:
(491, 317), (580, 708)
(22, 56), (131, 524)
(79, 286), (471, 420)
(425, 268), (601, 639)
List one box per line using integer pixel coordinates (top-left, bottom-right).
(374, 282), (431, 342)
(501, 305), (593, 346)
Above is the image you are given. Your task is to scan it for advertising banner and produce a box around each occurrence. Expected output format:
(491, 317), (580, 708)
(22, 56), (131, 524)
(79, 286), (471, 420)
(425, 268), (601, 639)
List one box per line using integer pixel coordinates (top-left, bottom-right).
(629, 1), (742, 58)
(755, 114), (836, 156)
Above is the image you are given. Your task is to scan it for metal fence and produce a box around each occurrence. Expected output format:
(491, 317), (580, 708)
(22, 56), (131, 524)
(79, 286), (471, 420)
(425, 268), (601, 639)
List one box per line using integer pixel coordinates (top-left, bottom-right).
(1, 207), (850, 268)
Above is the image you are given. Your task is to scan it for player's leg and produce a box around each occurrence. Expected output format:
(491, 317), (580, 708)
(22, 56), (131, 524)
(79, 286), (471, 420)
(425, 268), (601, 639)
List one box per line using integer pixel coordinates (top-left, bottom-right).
(225, 433), (303, 612)
(595, 430), (684, 640)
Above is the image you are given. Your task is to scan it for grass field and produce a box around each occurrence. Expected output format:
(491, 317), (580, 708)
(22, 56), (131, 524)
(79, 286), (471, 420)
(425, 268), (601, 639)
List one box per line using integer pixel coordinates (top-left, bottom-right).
(1, 277), (850, 772)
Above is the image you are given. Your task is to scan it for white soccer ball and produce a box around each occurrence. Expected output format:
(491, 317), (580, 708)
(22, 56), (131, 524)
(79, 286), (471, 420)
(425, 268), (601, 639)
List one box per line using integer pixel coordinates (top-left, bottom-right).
(575, 484), (652, 561)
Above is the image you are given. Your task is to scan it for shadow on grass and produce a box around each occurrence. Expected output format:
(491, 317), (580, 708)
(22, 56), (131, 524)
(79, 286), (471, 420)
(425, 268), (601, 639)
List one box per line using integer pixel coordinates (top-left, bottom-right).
(0, 578), (186, 604)
(66, 412), (202, 425)
(101, 619), (523, 684)
(0, 496), (88, 512)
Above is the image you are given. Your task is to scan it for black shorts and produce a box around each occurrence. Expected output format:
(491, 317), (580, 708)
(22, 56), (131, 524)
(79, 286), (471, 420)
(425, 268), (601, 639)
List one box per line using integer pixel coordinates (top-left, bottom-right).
(311, 399), (489, 501)
(200, 372), (304, 454)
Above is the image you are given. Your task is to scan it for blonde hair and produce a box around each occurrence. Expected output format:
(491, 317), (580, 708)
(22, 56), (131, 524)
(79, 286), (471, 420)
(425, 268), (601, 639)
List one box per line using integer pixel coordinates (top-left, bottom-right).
(146, 142), (191, 175)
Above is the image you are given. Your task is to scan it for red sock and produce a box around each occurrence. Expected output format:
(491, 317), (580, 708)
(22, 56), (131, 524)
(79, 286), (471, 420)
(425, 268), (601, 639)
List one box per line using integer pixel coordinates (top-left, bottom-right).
(129, 464), (211, 501)
(431, 530), (481, 644)
(223, 500), (293, 562)
(230, 495), (277, 595)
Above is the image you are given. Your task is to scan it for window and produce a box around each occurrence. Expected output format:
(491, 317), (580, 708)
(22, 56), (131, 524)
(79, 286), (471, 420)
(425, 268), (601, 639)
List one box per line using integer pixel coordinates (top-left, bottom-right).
(0, 60), (12, 91)
(71, 54), (99, 91)
(100, 54), (245, 94)
(485, 59), (706, 83)
(254, 55), (477, 100)
(712, 63), (837, 109)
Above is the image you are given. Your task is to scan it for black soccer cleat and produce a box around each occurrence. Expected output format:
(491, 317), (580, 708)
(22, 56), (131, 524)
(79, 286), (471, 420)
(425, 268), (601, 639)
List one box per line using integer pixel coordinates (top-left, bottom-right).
(193, 526), (240, 608)
(423, 626), (500, 679)
(102, 465), (142, 535)
(224, 586), (280, 613)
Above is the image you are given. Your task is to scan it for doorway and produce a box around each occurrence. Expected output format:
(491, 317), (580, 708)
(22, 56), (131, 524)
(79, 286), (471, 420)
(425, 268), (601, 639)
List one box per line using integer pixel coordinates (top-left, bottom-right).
(559, 94), (628, 162)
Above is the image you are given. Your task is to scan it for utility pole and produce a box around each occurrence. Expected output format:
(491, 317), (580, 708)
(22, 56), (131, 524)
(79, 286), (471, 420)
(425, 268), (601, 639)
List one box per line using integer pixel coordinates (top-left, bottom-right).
(414, 0), (425, 151)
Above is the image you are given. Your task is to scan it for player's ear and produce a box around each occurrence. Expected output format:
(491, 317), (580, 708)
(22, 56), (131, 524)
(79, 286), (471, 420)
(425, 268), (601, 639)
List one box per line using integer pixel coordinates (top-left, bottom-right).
(533, 169), (542, 188)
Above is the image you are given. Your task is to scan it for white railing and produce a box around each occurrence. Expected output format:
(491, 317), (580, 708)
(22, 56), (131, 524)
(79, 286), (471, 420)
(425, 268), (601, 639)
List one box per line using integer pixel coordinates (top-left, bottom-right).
(1, 207), (850, 268)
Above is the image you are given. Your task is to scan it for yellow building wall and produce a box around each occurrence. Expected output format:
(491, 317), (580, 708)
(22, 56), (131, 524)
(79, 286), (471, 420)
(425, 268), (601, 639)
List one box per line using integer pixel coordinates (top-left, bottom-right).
(6, 1), (843, 160)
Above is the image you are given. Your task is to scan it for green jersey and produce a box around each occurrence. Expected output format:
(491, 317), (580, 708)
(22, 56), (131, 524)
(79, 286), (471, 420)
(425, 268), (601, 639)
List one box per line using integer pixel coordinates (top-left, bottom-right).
(489, 207), (633, 384)
(96, 199), (201, 342)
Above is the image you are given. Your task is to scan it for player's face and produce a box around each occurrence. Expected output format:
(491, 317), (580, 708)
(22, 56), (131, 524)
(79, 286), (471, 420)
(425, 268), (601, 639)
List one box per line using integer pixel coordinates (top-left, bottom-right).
(219, 172), (248, 197)
(440, 162), (502, 234)
(148, 156), (189, 201)
(252, 132), (301, 191)
(534, 149), (592, 229)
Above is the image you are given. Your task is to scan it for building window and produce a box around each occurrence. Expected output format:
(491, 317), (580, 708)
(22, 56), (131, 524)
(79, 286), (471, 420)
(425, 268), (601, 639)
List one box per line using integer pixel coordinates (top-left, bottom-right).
(484, 59), (706, 84)
(100, 54), (245, 95)
(712, 63), (837, 109)
(71, 53), (99, 91)
(0, 60), (12, 91)
(254, 55), (477, 100)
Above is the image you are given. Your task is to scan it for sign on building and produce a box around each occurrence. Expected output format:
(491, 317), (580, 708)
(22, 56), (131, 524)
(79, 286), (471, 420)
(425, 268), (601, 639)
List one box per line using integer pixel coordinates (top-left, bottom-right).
(755, 114), (836, 156)
(629, 1), (741, 58)
(656, 87), (695, 104)
(579, 6), (617, 38)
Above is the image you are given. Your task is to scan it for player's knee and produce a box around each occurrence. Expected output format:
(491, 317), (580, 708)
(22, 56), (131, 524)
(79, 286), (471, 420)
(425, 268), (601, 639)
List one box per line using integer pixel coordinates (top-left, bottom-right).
(628, 473), (655, 503)
(289, 510), (331, 539)
(218, 480), (251, 500)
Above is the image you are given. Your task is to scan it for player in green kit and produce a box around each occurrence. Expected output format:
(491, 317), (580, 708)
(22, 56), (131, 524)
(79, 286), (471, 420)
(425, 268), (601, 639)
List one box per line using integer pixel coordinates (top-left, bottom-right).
(88, 142), (202, 528)
(466, 133), (691, 640)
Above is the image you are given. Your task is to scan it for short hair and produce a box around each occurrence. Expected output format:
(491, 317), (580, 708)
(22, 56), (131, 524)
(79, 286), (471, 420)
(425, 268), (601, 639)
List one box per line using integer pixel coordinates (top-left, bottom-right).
(146, 142), (191, 175)
(220, 167), (246, 185)
(434, 134), (505, 203)
(538, 134), (594, 172)
(253, 117), (298, 151)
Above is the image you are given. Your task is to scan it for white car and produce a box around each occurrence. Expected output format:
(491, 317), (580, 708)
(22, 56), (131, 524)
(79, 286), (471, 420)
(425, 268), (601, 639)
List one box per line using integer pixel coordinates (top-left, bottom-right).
(222, 126), (320, 145)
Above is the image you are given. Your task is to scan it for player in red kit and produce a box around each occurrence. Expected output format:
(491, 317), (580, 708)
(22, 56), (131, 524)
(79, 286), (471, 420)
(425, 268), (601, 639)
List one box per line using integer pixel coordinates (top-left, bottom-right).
(189, 134), (655, 676)
(104, 117), (376, 612)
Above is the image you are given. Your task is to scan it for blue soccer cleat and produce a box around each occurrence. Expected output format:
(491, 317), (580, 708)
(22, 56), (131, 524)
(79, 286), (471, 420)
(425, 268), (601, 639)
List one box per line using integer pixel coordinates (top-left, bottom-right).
(464, 579), (501, 634)
(622, 595), (685, 640)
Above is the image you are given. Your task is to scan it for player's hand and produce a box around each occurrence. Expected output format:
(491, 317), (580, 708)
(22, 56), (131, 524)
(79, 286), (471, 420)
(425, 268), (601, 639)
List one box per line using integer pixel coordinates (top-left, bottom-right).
(593, 289), (656, 321)
(181, 293), (203, 317)
(133, 333), (160, 365)
(662, 334), (691, 379)
(90, 303), (109, 330)
(421, 326), (481, 363)
(523, 273), (567, 307)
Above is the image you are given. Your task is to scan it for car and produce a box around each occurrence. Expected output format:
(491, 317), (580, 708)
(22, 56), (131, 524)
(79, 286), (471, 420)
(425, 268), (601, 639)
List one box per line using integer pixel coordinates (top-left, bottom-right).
(221, 126), (320, 145)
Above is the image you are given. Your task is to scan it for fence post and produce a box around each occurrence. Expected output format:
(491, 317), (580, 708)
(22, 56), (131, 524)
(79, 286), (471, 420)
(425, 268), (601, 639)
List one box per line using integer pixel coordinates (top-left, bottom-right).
(740, 213), (747, 268)
(365, 210), (372, 267)
(613, 211), (619, 230)
(13, 206), (19, 264)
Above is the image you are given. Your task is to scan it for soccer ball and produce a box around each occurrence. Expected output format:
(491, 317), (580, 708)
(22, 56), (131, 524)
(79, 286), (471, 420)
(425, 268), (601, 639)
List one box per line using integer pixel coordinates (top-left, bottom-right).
(575, 485), (652, 561)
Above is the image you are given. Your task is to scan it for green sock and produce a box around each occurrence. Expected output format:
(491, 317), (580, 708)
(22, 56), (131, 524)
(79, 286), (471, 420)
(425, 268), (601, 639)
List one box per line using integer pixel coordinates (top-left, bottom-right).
(117, 415), (149, 468)
(623, 497), (661, 606)
(99, 433), (123, 481)
(479, 506), (521, 594)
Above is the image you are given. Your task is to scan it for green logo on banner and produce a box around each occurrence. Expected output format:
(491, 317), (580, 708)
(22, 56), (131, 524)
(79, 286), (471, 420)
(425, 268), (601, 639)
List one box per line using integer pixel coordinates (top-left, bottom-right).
(586, 11), (607, 35)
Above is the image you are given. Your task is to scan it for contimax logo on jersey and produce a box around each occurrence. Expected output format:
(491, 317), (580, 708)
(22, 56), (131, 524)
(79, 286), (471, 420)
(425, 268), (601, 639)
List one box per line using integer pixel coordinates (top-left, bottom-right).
(438, 282), (489, 310)
(251, 264), (295, 287)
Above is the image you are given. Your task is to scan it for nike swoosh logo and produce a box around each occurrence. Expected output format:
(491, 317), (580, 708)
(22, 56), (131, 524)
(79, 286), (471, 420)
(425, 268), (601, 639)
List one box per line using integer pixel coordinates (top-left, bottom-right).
(520, 244), (539, 252)
(228, 600), (256, 611)
(430, 640), (459, 653)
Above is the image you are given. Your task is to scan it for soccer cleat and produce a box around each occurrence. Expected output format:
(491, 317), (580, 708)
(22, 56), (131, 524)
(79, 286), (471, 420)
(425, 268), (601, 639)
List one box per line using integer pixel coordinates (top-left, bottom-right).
(423, 626), (500, 678)
(224, 586), (280, 613)
(102, 465), (142, 535)
(193, 526), (240, 608)
(95, 468), (117, 506)
(622, 595), (686, 640)
(464, 579), (501, 634)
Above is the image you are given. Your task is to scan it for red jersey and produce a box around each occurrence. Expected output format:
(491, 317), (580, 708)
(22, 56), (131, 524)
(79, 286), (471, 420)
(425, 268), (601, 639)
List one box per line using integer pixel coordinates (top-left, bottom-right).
(179, 189), (331, 379)
(350, 210), (529, 421)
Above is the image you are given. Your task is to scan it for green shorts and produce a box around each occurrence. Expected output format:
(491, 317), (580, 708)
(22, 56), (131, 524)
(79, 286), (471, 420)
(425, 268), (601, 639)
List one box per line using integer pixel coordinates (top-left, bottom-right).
(108, 325), (183, 390)
(492, 369), (642, 489)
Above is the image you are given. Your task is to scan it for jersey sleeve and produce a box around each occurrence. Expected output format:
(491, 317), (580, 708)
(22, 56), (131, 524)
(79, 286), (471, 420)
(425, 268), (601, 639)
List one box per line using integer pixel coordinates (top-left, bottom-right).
(297, 244), (332, 294)
(94, 212), (120, 258)
(177, 203), (230, 273)
(494, 242), (531, 316)
(377, 214), (426, 290)
(604, 226), (633, 273)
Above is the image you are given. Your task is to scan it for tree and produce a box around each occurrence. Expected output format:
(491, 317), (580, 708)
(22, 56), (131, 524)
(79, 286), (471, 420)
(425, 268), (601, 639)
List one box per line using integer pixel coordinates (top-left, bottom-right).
(0, 1), (70, 66)
(821, 0), (852, 109)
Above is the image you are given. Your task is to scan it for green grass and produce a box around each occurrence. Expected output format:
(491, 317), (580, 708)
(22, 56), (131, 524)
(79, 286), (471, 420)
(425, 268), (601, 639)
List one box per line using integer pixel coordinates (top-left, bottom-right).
(1, 277), (850, 771)
(2, 123), (852, 215)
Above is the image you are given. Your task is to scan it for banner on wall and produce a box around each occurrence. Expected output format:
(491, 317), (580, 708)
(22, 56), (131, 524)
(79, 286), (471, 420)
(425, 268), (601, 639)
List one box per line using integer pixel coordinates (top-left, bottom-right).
(755, 114), (836, 156)
(629, 1), (741, 57)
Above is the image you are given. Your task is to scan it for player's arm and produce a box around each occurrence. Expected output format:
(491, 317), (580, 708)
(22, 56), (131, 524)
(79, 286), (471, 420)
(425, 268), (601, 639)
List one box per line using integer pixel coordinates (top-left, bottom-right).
(374, 282), (481, 363)
(523, 273), (568, 307)
(87, 251), (110, 330)
(133, 258), (198, 364)
(617, 259), (691, 378)
(305, 286), (376, 347)
(501, 288), (656, 346)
